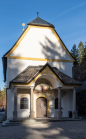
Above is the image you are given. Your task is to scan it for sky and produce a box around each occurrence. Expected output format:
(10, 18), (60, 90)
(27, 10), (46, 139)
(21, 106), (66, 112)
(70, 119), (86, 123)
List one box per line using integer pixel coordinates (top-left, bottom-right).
(0, 0), (86, 89)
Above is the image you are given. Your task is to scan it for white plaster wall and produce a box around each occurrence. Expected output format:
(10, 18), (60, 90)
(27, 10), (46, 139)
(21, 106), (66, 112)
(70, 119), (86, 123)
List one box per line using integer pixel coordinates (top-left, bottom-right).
(7, 58), (73, 88)
(11, 27), (71, 61)
(7, 88), (30, 119)
(17, 89), (30, 118)
(62, 90), (73, 117)
(49, 99), (55, 117)
(54, 90), (73, 117)
(7, 88), (14, 119)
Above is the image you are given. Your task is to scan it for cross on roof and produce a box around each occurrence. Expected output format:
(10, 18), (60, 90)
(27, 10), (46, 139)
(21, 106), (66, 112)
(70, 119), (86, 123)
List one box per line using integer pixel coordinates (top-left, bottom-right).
(37, 11), (39, 17)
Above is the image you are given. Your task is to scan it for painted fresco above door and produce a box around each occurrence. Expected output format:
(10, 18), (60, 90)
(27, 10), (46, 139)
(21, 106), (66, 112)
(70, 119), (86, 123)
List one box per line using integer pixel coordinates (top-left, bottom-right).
(34, 83), (54, 100)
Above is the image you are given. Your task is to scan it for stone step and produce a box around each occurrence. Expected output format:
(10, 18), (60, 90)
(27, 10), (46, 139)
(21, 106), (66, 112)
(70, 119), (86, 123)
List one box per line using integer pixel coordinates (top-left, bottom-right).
(9, 120), (23, 122)
(7, 122), (22, 124)
(6, 123), (22, 126)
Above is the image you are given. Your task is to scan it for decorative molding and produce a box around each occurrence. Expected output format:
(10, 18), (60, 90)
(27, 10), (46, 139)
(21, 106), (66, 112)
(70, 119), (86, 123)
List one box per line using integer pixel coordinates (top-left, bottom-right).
(8, 56), (73, 62)
(42, 69), (52, 75)
(34, 91), (54, 100)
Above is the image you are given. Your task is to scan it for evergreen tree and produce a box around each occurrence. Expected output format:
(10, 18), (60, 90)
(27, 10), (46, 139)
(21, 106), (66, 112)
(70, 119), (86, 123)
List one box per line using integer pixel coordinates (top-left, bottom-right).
(70, 44), (78, 61)
(77, 41), (84, 63)
(83, 42), (86, 60)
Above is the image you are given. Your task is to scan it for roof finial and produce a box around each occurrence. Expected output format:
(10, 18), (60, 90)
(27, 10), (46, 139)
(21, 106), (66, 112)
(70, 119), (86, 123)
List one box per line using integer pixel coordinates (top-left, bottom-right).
(22, 23), (25, 31)
(37, 11), (39, 17)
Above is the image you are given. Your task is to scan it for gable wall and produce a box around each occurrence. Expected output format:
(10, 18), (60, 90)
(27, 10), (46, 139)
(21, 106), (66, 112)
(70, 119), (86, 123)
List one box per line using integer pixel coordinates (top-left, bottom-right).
(10, 27), (71, 60)
(6, 26), (73, 88)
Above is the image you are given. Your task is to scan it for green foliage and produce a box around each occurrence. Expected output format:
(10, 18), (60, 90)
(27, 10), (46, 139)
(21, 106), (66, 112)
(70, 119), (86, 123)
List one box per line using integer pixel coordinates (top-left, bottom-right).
(77, 41), (84, 63)
(70, 41), (86, 64)
(0, 88), (3, 99)
(70, 44), (78, 61)
(2, 84), (7, 95)
(83, 43), (86, 60)
(71, 41), (86, 82)
(0, 83), (7, 100)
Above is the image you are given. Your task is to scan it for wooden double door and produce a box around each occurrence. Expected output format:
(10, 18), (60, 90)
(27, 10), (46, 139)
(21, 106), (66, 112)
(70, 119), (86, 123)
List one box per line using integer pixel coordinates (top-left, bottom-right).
(36, 97), (47, 118)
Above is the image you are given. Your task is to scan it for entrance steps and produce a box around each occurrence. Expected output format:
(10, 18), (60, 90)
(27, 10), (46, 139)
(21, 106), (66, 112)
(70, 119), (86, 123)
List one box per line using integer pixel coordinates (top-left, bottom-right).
(2, 119), (36, 126)
(2, 118), (81, 127)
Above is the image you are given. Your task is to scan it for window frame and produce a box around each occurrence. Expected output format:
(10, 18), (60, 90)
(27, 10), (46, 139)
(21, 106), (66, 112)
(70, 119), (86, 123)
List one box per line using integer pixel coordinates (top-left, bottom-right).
(20, 97), (29, 109)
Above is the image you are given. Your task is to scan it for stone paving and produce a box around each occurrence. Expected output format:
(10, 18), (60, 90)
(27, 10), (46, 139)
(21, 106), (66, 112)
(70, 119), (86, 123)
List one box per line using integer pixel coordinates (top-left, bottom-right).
(0, 121), (86, 139)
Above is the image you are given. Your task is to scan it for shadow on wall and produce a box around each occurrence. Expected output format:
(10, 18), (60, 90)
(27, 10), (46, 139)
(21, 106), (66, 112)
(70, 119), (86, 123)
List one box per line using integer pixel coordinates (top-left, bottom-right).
(40, 36), (66, 70)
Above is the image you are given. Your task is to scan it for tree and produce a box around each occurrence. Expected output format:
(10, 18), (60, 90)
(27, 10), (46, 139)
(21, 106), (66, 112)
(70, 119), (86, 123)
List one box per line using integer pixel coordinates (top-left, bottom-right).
(0, 88), (3, 99)
(2, 83), (7, 95)
(0, 83), (7, 110)
(83, 42), (86, 60)
(77, 41), (84, 63)
(72, 41), (86, 82)
(70, 44), (78, 62)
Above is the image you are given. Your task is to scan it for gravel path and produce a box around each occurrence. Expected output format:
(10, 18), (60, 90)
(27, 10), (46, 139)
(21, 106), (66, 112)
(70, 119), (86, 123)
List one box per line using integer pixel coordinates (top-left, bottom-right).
(0, 121), (86, 139)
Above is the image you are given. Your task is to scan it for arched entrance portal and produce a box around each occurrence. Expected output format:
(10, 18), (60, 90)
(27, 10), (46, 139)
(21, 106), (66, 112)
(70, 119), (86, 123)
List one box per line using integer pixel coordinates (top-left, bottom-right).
(36, 97), (47, 118)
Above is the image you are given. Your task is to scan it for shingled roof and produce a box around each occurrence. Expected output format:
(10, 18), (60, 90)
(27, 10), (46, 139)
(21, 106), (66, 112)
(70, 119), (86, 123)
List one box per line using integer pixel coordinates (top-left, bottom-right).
(10, 63), (82, 86)
(27, 17), (55, 28)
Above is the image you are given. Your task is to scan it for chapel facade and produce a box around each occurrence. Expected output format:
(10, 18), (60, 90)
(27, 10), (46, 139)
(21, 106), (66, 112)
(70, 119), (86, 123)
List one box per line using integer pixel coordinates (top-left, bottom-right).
(2, 16), (82, 120)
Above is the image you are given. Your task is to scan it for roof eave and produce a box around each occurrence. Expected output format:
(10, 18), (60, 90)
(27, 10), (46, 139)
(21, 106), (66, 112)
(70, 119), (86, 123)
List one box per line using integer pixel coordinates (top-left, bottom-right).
(53, 28), (75, 62)
(3, 26), (28, 57)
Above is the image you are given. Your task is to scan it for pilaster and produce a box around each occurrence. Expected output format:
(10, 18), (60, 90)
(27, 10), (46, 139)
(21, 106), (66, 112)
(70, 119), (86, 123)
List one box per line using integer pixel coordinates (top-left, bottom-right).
(57, 87), (62, 119)
(72, 87), (78, 119)
(30, 87), (35, 119)
(13, 87), (17, 120)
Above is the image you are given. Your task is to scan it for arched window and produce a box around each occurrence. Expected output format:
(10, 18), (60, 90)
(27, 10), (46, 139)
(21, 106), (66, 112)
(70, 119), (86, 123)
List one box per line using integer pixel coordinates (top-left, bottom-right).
(20, 97), (28, 109)
(55, 98), (58, 109)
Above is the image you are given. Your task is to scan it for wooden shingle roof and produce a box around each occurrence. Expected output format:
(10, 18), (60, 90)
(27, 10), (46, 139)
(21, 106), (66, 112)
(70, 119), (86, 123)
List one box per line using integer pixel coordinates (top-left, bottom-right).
(10, 63), (82, 86)
(27, 17), (55, 28)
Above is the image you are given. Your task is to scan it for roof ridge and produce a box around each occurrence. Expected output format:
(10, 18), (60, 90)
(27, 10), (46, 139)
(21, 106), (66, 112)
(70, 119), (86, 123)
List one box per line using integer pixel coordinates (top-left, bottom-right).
(27, 17), (55, 28)
(38, 17), (52, 25)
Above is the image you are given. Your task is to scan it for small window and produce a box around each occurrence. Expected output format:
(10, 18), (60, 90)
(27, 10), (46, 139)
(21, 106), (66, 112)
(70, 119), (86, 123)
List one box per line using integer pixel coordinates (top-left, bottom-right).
(20, 97), (28, 109)
(55, 98), (58, 109)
